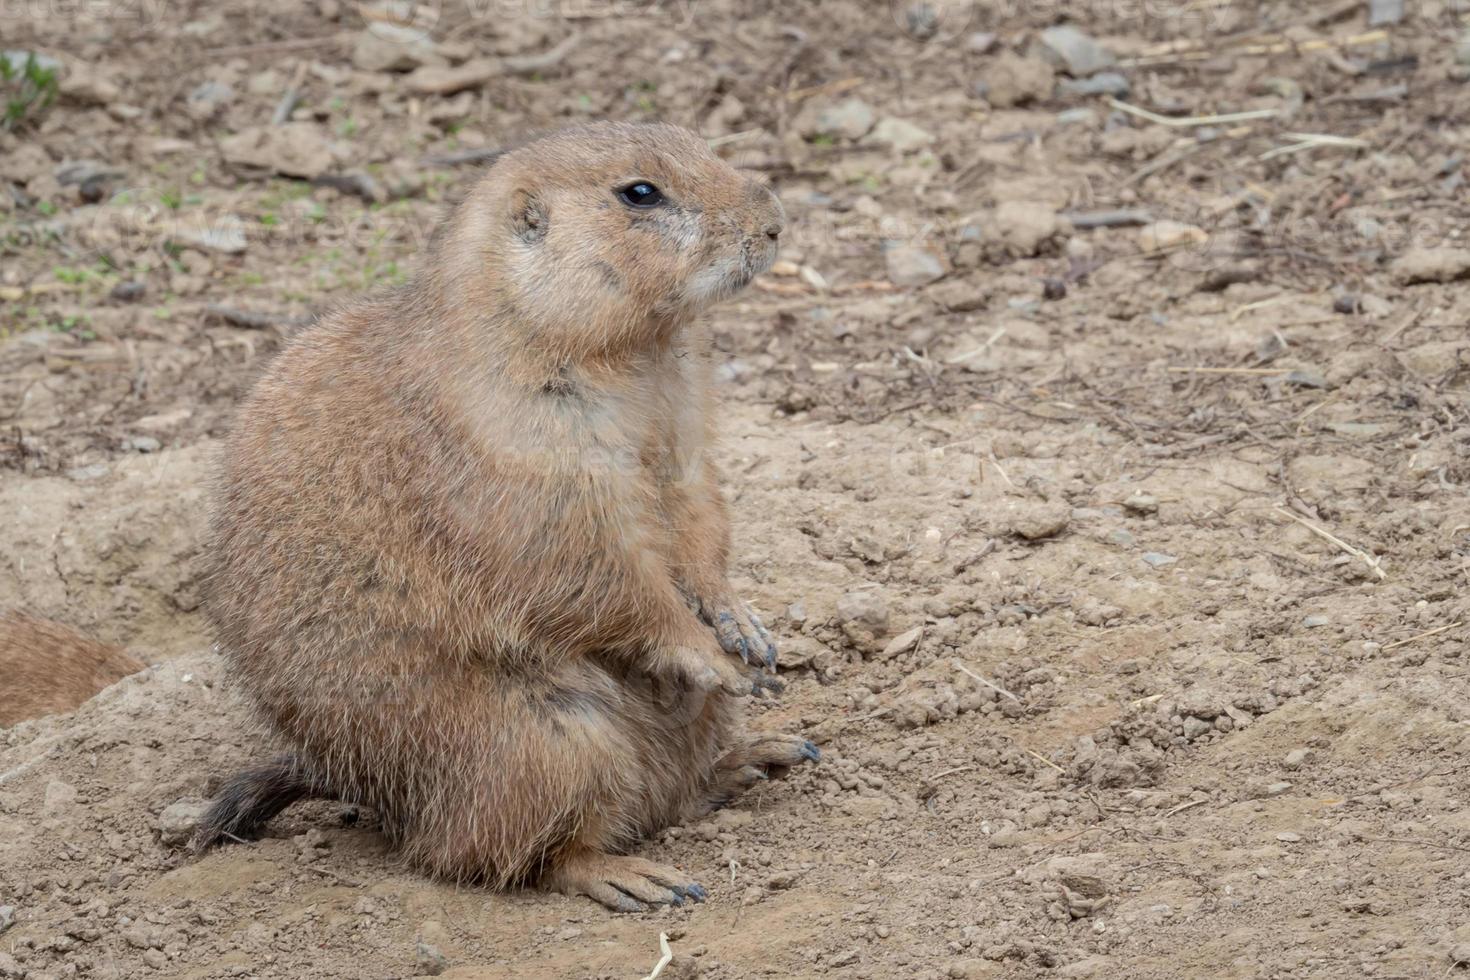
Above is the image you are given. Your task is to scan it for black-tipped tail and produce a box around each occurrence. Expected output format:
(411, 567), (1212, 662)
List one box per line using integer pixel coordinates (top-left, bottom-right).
(192, 754), (332, 852)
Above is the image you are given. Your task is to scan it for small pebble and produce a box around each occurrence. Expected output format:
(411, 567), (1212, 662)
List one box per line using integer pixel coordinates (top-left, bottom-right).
(965, 32), (997, 54)
(765, 870), (802, 890)
(836, 591), (889, 632)
(1037, 24), (1115, 76)
(1367, 0), (1404, 25)
(125, 436), (163, 453)
(1276, 832), (1302, 843)
(1142, 552), (1177, 568)
(1182, 716), (1213, 739)
(1284, 369), (1329, 390)
(885, 243), (948, 288)
(1302, 615), (1330, 628)
(1011, 504), (1070, 541)
(415, 941), (449, 977)
(1283, 748), (1310, 770)
(1058, 71), (1130, 97)
(157, 800), (209, 846)
(1123, 492), (1159, 515)
(110, 280), (146, 302)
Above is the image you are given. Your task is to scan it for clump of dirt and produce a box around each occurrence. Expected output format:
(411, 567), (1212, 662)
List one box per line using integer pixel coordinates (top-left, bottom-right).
(4, 1), (1470, 977)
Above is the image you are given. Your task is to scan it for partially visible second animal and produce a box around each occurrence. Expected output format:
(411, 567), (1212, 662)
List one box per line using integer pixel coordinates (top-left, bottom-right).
(0, 611), (144, 727)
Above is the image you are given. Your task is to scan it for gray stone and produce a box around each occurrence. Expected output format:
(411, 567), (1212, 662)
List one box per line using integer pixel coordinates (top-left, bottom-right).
(885, 243), (947, 287)
(352, 24), (446, 72)
(66, 462), (111, 482)
(1179, 689), (1225, 717)
(416, 941), (449, 976)
(157, 799), (210, 846)
(111, 280), (146, 302)
(186, 80), (235, 118)
(879, 626), (923, 661)
(43, 778), (77, 812)
(0, 906), (12, 936)
(1283, 748), (1310, 770)
(966, 32), (997, 54)
(1010, 504), (1070, 541)
(1392, 247), (1470, 285)
(1283, 370), (1329, 390)
(1182, 716), (1213, 739)
(1302, 615), (1329, 628)
(1059, 71), (1130, 97)
(836, 591), (890, 633)
(1123, 492), (1158, 515)
(989, 200), (1067, 257)
(800, 97), (876, 141)
(125, 436), (163, 453)
(983, 52), (1055, 108)
(54, 160), (126, 186)
(59, 62), (121, 104)
(1038, 25), (1116, 77)
(221, 123), (334, 179)
(864, 117), (935, 154)
(1368, 0), (1404, 26)
(1142, 552), (1177, 568)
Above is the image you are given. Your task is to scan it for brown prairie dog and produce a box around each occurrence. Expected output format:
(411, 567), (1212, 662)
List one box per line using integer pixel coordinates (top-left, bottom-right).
(0, 612), (144, 727)
(196, 122), (818, 910)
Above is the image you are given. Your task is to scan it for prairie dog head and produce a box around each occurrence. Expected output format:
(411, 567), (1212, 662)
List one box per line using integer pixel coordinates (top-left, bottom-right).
(443, 122), (784, 350)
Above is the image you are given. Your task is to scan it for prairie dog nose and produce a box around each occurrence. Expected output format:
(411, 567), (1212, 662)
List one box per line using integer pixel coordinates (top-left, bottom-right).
(748, 181), (786, 241)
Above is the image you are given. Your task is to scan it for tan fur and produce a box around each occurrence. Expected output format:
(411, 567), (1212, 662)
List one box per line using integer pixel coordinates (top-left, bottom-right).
(200, 123), (815, 909)
(0, 612), (144, 727)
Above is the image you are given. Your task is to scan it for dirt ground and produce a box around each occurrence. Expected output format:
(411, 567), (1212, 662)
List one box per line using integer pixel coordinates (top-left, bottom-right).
(4, 0), (1470, 977)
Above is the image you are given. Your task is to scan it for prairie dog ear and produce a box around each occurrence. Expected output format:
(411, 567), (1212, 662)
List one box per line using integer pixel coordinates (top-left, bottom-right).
(510, 189), (548, 244)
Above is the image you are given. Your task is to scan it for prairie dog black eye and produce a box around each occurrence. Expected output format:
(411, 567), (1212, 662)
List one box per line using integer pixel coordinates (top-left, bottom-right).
(617, 182), (664, 208)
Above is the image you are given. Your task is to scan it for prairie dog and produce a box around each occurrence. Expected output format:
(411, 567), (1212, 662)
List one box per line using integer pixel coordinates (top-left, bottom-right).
(0, 612), (144, 727)
(196, 122), (818, 910)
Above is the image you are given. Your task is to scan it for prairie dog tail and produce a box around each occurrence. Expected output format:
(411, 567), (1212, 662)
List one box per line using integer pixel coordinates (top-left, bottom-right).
(193, 754), (335, 850)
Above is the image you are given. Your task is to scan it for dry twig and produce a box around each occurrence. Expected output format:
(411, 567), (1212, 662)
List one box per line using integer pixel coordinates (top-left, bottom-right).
(952, 659), (1022, 702)
(1107, 98), (1279, 128)
(639, 933), (674, 980)
(1167, 366), (1289, 376)
(1274, 507), (1387, 580)
(1383, 623), (1463, 651)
